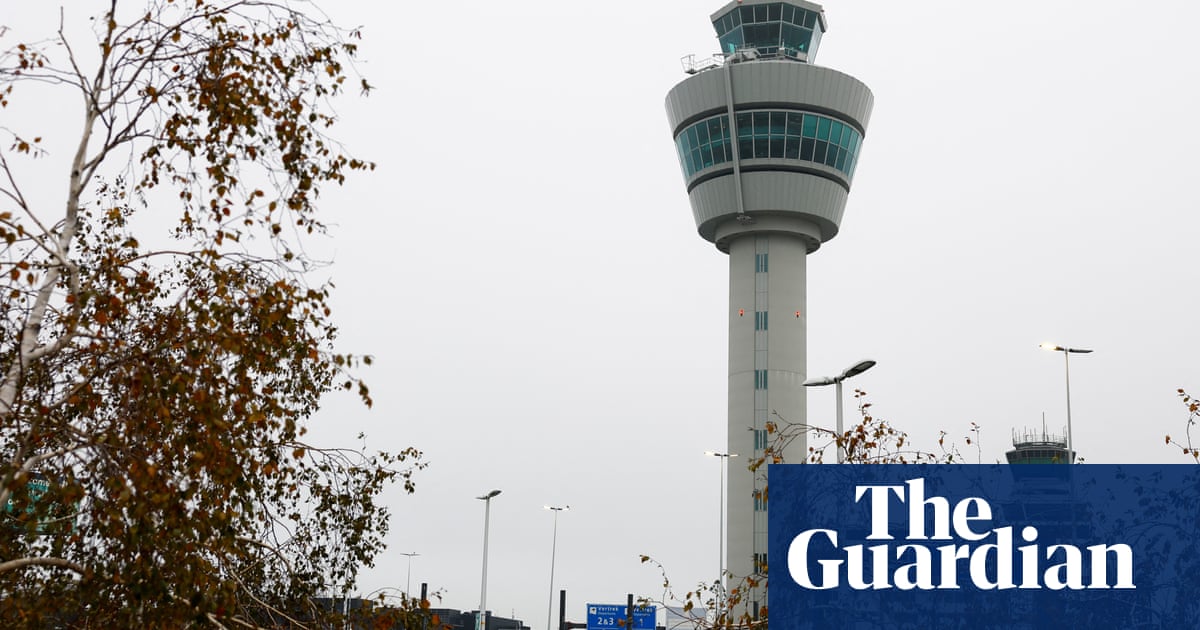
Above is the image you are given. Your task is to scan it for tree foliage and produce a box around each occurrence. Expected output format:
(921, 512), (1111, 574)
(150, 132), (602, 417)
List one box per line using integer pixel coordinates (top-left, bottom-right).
(1165, 388), (1200, 462)
(0, 1), (417, 626)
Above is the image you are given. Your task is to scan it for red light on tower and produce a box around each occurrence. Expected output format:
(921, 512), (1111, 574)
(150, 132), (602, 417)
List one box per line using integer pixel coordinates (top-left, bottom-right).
(738, 308), (745, 316)
(795, 310), (801, 318)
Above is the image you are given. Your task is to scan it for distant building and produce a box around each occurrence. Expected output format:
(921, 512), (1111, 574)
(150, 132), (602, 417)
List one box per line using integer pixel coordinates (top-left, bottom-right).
(301, 601), (528, 630)
(430, 608), (529, 630)
(664, 605), (706, 630)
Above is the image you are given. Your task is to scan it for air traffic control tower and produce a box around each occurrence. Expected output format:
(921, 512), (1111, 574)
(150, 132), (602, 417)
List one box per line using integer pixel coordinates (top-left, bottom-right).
(665, 0), (873, 604)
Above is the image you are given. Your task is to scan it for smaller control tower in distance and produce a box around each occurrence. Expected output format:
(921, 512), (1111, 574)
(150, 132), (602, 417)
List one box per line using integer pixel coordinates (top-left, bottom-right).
(1007, 428), (1074, 465)
(664, 0), (873, 612)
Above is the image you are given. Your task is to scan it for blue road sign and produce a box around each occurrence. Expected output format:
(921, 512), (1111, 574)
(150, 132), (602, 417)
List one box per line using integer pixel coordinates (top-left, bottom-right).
(586, 604), (655, 630)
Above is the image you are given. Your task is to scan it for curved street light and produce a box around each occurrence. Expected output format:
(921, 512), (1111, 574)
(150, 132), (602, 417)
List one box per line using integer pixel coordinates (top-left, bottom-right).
(804, 359), (877, 463)
(544, 505), (569, 630)
(476, 490), (502, 630)
(703, 451), (737, 606)
(1040, 344), (1092, 463)
(399, 552), (419, 598)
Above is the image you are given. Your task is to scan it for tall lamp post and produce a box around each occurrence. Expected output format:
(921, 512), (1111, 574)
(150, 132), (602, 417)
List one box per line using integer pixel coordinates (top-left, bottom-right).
(476, 489), (502, 630)
(1040, 344), (1092, 463)
(544, 505), (569, 630)
(703, 450), (737, 604)
(804, 359), (877, 463)
(399, 552), (419, 598)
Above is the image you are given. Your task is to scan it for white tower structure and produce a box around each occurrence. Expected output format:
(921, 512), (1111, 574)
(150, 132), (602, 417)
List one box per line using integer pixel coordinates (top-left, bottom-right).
(664, 0), (873, 610)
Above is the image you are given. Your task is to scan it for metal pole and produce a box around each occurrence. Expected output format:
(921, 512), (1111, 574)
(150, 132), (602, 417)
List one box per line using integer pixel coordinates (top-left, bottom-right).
(421, 583), (429, 629)
(480, 497), (491, 630)
(1064, 351), (1073, 464)
(400, 552), (419, 598)
(1040, 344), (1089, 462)
(718, 452), (727, 609)
(545, 508), (562, 630)
(558, 589), (566, 630)
(703, 451), (735, 613)
(478, 495), (496, 630)
(835, 379), (844, 463)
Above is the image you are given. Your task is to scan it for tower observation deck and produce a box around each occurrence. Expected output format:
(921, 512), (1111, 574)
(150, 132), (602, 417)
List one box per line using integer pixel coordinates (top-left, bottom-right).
(664, 0), (873, 610)
(1007, 428), (1075, 465)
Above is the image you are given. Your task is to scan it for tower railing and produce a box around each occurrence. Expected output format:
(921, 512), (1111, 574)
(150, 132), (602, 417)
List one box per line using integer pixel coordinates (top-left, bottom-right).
(681, 53), (724, 75)
(1011, 427), (1068, 448)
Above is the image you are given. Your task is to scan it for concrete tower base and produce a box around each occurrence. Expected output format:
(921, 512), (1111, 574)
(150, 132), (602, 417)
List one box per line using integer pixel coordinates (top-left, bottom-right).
(726, 227), (809, 609)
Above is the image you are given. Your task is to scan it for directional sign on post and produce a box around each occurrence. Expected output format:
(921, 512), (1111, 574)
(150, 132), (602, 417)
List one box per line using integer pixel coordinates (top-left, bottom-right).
(586, 604), (655, 630)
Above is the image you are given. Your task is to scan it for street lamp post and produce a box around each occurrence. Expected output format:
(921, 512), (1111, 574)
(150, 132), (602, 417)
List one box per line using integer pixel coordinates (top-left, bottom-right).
(804, 360), (877, 463)
(544, 505), (569, 630)
(1040, 344), (1092, 463)
(477, 490), (502, 630)
(399, 552), (419, 598)
(703, 450), (737, 605)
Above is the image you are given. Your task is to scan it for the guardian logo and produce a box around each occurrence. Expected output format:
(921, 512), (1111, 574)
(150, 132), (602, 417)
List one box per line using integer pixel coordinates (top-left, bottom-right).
(787, 479), (1135, 591)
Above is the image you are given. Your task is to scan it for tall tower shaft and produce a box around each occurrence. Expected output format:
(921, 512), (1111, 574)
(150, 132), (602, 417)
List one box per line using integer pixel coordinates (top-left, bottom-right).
(664, 0), (873, 608)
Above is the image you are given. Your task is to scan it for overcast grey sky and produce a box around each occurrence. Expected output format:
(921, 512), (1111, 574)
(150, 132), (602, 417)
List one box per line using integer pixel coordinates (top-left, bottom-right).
(7, 1), (1200, 628)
